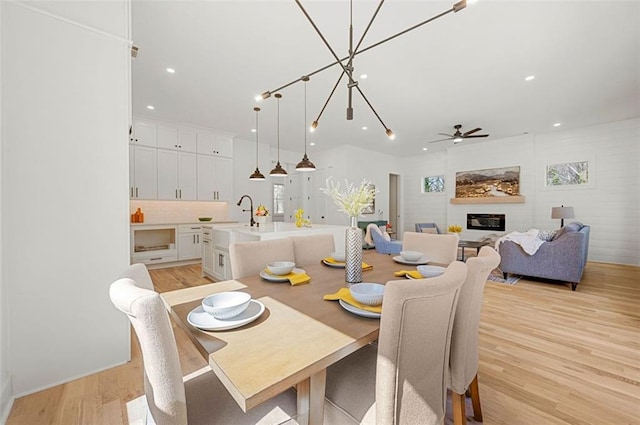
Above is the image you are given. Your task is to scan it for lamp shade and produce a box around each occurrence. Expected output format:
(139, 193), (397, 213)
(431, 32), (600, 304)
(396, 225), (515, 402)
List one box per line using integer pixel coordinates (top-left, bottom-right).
(551, 206), (574, 219)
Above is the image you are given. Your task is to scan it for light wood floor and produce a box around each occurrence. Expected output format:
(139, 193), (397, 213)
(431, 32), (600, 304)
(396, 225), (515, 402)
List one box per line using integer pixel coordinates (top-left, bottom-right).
(6, 262), (640, 425)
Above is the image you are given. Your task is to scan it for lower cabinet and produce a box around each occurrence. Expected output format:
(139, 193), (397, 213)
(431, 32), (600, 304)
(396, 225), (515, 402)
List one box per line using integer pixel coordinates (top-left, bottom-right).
(202, 238), (214, 276)
(177, 225), (202, 260)
(213, 247), (231, 281)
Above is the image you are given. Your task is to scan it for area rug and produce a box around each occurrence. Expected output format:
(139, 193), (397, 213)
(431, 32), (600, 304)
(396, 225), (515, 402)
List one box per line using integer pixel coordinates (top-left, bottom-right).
(487, 269), (521, 285)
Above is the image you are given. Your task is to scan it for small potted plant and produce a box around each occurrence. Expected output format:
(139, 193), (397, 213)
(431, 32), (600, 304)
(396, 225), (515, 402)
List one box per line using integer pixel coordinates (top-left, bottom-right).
(255, 204), (269, 225)
(447, 224), (463, 234)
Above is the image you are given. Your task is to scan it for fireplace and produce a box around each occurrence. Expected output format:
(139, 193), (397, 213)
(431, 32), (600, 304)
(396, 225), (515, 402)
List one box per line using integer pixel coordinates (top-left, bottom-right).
(467, 213), (505, 231)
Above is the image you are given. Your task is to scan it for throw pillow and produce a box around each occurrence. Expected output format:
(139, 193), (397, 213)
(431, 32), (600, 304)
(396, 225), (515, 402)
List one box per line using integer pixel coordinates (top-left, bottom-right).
(420, 227), (438, 234)
(537, 229), (557, 242)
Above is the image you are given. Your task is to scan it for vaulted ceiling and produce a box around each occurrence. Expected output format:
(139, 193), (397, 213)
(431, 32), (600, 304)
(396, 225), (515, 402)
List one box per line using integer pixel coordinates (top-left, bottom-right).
(131, 1), (640, 157)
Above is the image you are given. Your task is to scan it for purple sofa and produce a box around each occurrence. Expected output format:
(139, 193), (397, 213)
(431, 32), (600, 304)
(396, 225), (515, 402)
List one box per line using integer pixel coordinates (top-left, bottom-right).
(498, 222), (590, 291)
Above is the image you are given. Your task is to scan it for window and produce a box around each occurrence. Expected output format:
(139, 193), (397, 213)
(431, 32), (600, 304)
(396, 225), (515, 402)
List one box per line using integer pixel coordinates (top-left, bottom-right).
(546, 161), (589, 186)
(422, 175), (445, 193)
(273, 183), (285, 216)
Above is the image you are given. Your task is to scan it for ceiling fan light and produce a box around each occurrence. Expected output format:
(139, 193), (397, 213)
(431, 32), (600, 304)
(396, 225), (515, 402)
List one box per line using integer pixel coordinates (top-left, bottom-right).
(310, 120), (318, 132)
(296, 154), (316, 172)
(453, 136), (463, 143)
(249, 168), (266, 181)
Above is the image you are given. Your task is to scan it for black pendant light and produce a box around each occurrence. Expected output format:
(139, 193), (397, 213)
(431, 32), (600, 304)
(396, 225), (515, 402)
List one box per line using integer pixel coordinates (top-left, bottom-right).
(296, 76), (316, 172)
(249, 107), (266, 181)
(269, 93), (288, 177)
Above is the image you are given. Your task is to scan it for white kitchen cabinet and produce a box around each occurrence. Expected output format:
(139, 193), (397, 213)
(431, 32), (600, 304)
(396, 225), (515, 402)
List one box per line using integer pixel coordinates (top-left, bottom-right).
(157, 149), (197, 200)
(156, 125), (179, 150)
(178, 128), (197, 152)
(213, 247), (231, 280)
(130, 225), (178, 265)
(130, 121), (157, 147)
(202, 238), (214, 276)
(197, 131), (233, 157)
(177, 224), (202, 260)
(130, 145), (157, 199)
(197, 155), (233, 201)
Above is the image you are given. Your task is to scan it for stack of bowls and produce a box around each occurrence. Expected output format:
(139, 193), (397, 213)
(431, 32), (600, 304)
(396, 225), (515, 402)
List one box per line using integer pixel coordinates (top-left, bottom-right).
(400, 250), (423, 262)
(266, 261), (295, 275)
(349, 283), (385, 306)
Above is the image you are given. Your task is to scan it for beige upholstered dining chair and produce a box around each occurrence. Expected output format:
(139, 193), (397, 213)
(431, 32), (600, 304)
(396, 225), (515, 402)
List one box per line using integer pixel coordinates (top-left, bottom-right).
(402, 231), (460, 265)
(120, 262), (154, 290)
(109, 275), (298, 425)
(448, 246), (501, 425)
(290, 234), (335, 267)
(324, 261), (468, 425)
(229, 238), (296, 279)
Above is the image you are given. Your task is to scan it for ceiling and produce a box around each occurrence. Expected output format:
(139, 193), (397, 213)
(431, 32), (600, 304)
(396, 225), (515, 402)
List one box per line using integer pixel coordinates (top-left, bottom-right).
(131, 1), (640, 157)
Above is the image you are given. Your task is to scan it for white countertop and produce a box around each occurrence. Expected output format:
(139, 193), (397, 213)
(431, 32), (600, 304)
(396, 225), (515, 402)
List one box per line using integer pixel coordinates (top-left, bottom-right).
(131, 220), (238, 227)
(231, 222), (345, 235)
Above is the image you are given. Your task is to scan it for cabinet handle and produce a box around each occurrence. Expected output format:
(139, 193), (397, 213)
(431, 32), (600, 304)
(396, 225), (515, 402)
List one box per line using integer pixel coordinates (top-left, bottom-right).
(175, 189), (178, 199)
(193, 234), (195, 243)
(135, 187), (138, 198)
(203, 240), (209, 244)
(150, 257), (161, 261)
(130, 187), (133, 198)
(179, 189), (182, 199)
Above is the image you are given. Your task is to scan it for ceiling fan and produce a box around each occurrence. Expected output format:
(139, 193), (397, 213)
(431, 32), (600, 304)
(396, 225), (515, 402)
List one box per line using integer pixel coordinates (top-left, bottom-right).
(429, 124), (489, 144)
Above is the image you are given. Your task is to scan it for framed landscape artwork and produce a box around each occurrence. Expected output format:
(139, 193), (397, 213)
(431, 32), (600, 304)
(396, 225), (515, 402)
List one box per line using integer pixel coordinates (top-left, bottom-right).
(455, 166), (520, 199)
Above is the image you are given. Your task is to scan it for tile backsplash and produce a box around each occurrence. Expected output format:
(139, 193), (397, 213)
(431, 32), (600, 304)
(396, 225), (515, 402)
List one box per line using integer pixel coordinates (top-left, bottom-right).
(130, 200), (229, 224)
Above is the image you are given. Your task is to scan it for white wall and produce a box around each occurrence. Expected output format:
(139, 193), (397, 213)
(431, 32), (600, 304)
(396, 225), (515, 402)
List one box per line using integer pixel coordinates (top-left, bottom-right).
(401, 119), (640, 266)
(2, 1), (131, 395)
(0, 2), (9, 421)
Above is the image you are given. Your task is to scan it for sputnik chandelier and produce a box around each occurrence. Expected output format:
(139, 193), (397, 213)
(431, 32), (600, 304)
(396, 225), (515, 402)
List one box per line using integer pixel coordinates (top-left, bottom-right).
(256, 0), (470, 140)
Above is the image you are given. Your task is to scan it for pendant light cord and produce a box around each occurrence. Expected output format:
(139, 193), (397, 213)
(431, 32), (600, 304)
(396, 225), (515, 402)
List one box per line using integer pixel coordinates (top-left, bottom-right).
(304, 81), (308, 156)
(255, 107), (260, 166)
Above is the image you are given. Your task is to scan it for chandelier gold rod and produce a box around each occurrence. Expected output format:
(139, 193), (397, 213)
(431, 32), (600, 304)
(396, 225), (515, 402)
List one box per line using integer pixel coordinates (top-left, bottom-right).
(294, 0), (356, 86)
(313, 72), (344, 128)
(260, 0), (464, 99)
(354, 84), (389, 133)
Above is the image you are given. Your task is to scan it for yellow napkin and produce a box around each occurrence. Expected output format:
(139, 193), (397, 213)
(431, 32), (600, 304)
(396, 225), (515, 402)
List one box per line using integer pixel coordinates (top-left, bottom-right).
(323, 288), (382, 313)
(323, 258), (372, 271)
(264, 269), (311, 285)
(394, 270), (424, 279)
(323, 257), (344, 264)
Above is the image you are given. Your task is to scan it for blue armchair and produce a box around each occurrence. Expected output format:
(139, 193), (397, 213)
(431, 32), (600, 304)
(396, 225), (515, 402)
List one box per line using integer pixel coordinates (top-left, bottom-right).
(498, 222), (590, 291)
(368, 224), (403, 255)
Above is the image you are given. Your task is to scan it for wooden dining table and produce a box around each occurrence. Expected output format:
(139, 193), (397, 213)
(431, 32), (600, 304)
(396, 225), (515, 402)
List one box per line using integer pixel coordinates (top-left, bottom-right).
(160, 251), (422, 425)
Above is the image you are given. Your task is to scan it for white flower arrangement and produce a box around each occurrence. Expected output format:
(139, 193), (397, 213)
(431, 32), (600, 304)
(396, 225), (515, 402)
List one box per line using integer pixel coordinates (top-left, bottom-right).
(320, 177), (378, 217)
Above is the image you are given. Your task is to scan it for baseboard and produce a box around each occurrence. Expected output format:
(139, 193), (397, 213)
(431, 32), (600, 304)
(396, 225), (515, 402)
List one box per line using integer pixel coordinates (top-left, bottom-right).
(0, 376), (14, 425)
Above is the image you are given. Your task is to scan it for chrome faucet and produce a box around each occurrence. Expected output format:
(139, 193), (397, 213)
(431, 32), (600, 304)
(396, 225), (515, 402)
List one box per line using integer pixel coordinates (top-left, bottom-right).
(236, 195), (255, 227)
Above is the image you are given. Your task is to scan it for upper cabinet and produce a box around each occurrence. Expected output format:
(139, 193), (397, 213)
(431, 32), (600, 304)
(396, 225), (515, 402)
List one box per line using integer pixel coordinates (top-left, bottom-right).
(197, 131), (233, 157)
(130, 118), (234, 202)
(130, 121), (157, 147)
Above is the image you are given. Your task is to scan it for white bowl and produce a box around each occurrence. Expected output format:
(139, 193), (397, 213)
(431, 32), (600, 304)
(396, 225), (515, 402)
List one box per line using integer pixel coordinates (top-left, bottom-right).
(331, 251), (345, 262)
(202, 292), (252, 319)
(349, 283), (385, 306)
(417, 265), (446, 278)
(266, 261), (295, 276)
(400, 250), (423, 262)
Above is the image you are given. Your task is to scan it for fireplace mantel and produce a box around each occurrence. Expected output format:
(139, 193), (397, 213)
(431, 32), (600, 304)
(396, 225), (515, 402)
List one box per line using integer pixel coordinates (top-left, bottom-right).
(450, 196), (525, 204)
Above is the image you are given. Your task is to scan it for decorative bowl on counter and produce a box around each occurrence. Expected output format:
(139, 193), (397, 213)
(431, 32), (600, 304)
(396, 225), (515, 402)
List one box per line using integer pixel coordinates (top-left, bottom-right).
(202, 292), (251, 319)
(198, 217), (213, 222)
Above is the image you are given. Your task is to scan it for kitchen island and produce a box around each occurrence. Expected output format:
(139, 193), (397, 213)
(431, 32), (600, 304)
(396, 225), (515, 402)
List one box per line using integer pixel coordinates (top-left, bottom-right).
(202, 222), (347, 281)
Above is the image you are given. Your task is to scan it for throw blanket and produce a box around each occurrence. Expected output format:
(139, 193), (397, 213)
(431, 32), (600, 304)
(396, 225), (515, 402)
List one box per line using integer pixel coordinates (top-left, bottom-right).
(364, 223), (377, 246)
(495, 229), (545, 255)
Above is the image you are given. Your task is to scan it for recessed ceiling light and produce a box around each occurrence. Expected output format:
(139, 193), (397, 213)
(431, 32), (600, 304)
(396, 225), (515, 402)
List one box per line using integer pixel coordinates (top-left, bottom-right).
(146, 105), (155, 110)
(525, 75), (535, 81)
(309, 142), (315, 146)
(254, 95), (262, 102)
(362, 126), (368, 130)
(422, 147), (428, 151)
(251, 129), (256, 133)
(468, 0), (478, 4)
(553, 122), (562, 127)
(360, 74), (368, 79)
(166, 68), (175, 74)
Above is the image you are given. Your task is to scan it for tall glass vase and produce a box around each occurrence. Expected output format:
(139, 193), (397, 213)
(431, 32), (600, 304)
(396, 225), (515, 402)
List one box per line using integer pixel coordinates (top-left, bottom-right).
(345, 216), (363, 284)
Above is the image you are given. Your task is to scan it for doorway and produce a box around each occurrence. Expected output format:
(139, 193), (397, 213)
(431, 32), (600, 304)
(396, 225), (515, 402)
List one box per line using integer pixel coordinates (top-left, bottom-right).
(389, 173), (399, 237)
